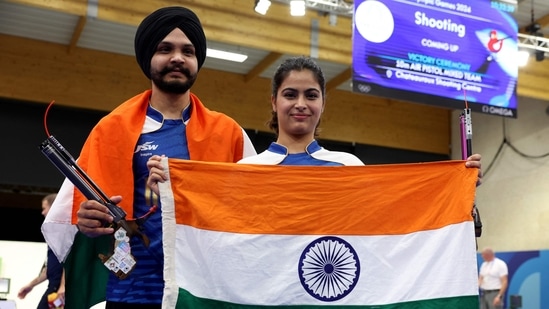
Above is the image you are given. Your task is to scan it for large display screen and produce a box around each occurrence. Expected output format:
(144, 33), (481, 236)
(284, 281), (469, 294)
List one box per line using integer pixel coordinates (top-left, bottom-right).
(352, 0), (518, 118)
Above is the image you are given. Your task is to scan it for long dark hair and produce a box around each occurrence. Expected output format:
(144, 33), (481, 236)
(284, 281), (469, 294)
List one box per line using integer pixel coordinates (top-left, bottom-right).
(267, 56), (326, 137)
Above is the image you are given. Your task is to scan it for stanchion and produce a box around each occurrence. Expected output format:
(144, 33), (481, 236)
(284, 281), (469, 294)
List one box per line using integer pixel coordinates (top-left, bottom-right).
(510, 294), (522, 309)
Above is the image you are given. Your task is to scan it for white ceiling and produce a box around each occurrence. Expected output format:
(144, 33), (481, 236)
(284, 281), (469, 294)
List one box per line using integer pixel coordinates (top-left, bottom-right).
(1, 0), (548, 93)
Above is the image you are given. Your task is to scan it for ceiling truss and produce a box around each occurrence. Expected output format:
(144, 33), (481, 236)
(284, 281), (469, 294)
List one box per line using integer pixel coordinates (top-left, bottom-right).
(518, 32), (549, 54)
(272, 0), (353, 17)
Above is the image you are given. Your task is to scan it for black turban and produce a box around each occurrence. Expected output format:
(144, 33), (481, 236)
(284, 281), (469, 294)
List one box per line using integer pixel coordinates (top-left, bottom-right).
(134, 6), (207, 79)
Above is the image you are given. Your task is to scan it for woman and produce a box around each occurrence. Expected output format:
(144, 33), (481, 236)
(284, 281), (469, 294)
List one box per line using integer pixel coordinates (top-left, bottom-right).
(238, 56), (364, 166)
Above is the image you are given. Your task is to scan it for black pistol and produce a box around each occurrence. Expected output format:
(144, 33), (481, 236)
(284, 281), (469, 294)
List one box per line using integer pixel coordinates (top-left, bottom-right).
(39, 135), (127, 224)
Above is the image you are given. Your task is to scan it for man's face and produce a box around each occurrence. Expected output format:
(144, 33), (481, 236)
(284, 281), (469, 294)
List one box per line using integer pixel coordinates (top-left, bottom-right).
(150, 28), (198, 94)
(481, 251), (494, 261)
(41, 199), (51, 217)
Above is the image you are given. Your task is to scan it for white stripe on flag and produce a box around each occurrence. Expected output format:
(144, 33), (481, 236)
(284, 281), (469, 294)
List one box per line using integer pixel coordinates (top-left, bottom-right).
(168, 222), (478, 306)
(161, 159), (178, 309)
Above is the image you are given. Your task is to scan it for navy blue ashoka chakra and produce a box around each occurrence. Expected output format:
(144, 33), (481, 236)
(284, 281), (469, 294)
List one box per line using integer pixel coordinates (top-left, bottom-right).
(298, 236), (360, 302)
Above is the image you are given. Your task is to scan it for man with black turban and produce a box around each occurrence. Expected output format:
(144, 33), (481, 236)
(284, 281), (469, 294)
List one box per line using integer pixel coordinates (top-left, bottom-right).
(134, 6), (207, 79)
(42, 5), (257, 309)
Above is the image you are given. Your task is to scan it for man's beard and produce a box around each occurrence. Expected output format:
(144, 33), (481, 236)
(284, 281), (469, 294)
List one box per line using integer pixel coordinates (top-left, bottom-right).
(151, 65), (197, 94)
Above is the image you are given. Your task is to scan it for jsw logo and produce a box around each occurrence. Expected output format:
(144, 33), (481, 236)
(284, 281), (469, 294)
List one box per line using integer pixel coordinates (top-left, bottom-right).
(135, 141), (159, 153)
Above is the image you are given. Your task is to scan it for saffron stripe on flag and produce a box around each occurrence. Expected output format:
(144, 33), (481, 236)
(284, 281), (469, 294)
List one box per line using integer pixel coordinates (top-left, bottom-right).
(166, 159), (477, 235)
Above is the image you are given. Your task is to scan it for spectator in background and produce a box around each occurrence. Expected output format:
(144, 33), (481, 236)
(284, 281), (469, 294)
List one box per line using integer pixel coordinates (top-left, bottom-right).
(479, 247), (508, 309)
(18, 193), (65, 309)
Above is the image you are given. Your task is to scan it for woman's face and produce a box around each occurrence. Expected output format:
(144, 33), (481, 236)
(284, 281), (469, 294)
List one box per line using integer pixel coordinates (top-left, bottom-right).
(272, 69), (324, 139)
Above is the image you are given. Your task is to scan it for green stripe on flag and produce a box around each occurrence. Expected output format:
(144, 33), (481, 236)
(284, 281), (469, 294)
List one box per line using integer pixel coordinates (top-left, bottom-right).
(176, 289), (479, 308)
(64, 232), (111, 308)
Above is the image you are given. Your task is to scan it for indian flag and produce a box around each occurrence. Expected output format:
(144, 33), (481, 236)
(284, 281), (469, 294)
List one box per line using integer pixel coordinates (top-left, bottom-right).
(159, 158), (480, 308)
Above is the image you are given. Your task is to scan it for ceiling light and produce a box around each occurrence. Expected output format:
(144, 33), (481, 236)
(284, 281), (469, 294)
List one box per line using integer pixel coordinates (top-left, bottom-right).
(517, 50), (530, 67)
(254, 0), (271, 15)
(290, 0), (306, 16)
(207, 48), (248, 63)
(311, 0), (338, 7)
